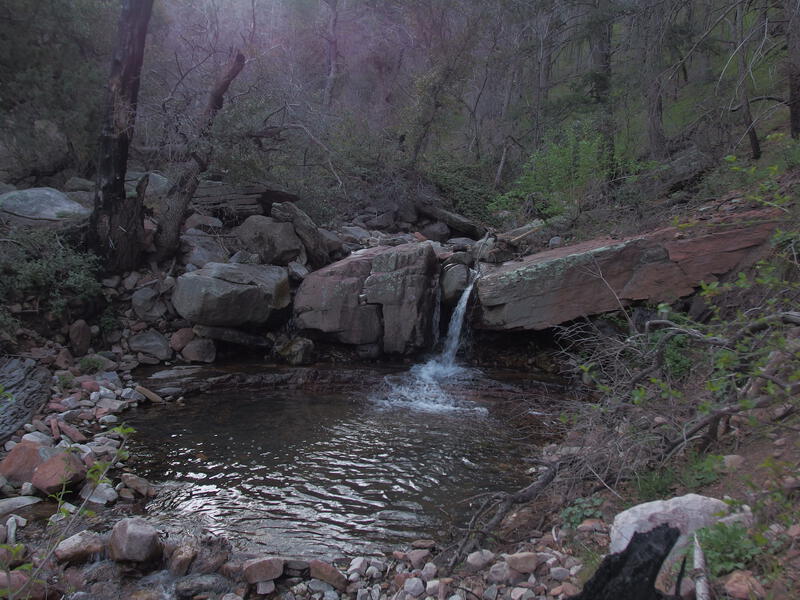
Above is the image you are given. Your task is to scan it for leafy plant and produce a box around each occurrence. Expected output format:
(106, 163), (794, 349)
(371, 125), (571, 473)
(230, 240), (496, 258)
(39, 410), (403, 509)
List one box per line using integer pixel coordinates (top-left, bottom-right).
(677, 452), (723, 490)
(561, 496), (603, 529)
(693, 522), (760, 577)
(78, 356), (105, 374)
(635, 468), (676, 502)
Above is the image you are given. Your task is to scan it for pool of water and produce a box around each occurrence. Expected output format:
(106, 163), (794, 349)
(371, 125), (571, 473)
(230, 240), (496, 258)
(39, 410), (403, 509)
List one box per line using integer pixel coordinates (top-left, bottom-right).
(125, 371), (532, 559)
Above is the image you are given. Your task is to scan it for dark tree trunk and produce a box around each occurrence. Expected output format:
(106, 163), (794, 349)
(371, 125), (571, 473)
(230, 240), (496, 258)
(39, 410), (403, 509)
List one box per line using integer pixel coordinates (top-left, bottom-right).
(154, 50), (245, 262)
(322, 0), (340, 110)
(786, 0), (800, 139)
(89, 0), (154, 274)
(737, 4), (761, 159)
(590, 0), (616, 184)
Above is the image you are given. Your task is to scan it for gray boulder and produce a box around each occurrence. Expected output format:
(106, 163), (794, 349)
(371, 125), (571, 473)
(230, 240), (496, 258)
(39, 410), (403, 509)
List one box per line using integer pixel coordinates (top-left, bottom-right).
(180, 228), (229, 267)
(173, 262), (290, 327)
(64, 177), (94, 192)
(125, 171), (171, 199)
(129, 331), (172, 361)
(415, 202), (486, 239)
(0, 187), (91, 227)
(181, 338), (217, 363)
(271, 202), (330, 267)
(420, 222), (450, 242)
(109, 517), (161, 563)
(234, 215), (305, 266)
(131, 287), (167, 322)
(441, 263), (469, 305)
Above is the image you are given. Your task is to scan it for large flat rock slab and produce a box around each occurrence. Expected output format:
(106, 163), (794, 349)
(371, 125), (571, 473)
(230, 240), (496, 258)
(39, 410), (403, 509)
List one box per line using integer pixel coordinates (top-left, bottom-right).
(0, 357), (51, 443)
(475, 211), (779, 330)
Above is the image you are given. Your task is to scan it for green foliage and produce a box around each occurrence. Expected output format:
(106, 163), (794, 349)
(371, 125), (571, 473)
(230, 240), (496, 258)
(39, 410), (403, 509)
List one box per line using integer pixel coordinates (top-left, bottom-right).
(677, 452), (723, 489)
(424, 157), (496, 224)
(635, 468), (676, 502)
(491, 125), (603, 219)
(78, 356), (105, 374)
(693, 522), (761, 577)
(0, 231), (101, 337)
(561, 496), (603, 529)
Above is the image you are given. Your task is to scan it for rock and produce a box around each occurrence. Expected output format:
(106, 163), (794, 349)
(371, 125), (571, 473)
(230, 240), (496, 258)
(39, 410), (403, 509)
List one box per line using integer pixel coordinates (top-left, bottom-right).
(257, 580), (276, 595)
(235, 215), (306, 265)
(55, 529), (105, 564)
(723, 570), (765, 599)
(552, 582), (580, 596)
(348, 557), (369, 575)
(65, 176), (95, 192)
(0, 358), (50, 444)
(0, 496), (41, 519)
(170, 328), (196, 352)
(407, 549), (431, 570)
(549, 567), (570, 581)
(276, 337), (315, 366)
(441, 263), (469, 305)
(295, 248), (384, 345)
(420, 222), (450, 242)
(131, 288), (167, 322)
(476, 214), (779, 330)
(0, 570), (45, 600)
(340, 226), (371, 245)
(288, 260), (310, 282)
(243, 556), (285, 583)
(610, 494), (731, 554)
(0, 187), (91, 227)
(109, 518), (161, 563)
(184, 213), (223, 231)
(69, 319), (92, 357)
(190, 179), (298, 225)
(548, 236), (562, 249)
(173, 263), (290, 327)
(121, 473), (158, 497)
(79, 481), (118, 505)
(170, 544), (198, 576)
(180, 228), (230, 267)
(319, 229), (347, 259)
(175, 573), (231, 600)
(126, 171), (171, 198)
(723, 454), (746, 472)
(310, 559), (347, 591)
(415, 202), (486, 239)
(31, 451), (86, 494)
(466, 549), (495, 571)
(487, 562), (522, 584)
(505, 552), (543, 574)
(404, 577), (425, 597)
(229, 250), (261, 264)
(129, 331), (172, 361)
(363, 242), (440, 354)
(271, 202), (330, 267)
(21, 431), (52, 446)
(0, 442), (55, 483)
(181, 338), (216, 363)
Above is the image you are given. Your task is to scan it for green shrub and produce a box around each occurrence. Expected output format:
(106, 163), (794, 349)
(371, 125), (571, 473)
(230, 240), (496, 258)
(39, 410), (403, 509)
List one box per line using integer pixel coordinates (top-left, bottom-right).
(561, 496), (603, 529)
(0, 231), (101, 337)
(635, 468), (676, 502)
(693, 522), (761, 576)
(425, 157), (496, 224)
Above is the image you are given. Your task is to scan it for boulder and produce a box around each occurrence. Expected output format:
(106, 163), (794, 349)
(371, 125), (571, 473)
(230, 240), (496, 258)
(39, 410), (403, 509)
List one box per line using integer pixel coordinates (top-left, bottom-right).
(0, 442), (57, 484)
(243, 557), (285, 583)
(125, 171), (171, 199)
(181, 338), (216, 363)
(64, 177), (94, 192)
(441, 263), (469, 305)
(131, 287), (167, 322)
(415, 202), (486, 239)
(363, 242), (440, 354)
(319, 228), (347, 259)
(172, 263), (290, 327)
(175, 573), (232, 600)
(69, 319), (92, 357)
(420, 222), (450, 242)
(309, 559), (347, 591)
(276, 337), (315, 365)
(0, 187), (91, 227)
(0, 119), (70, 183)
(295, 248), (384, 345)
(340, 226), (371, 245)
(192, 325), (272, 348)
(109, 517), (161, 563)
(234, 215), (306, 265)
(476, 214), (779, 330)
(55, 529), (105, 564)
(0, 496), (41, 519)
(0, 358), (50, 444)
(271, 202), (330, 267)
(31, 451), (86, 494)
(170, 328), (195, 352)
(180, 228), (229, 267)
(129, 331), (172, 361)
(191, 179), (298, 225)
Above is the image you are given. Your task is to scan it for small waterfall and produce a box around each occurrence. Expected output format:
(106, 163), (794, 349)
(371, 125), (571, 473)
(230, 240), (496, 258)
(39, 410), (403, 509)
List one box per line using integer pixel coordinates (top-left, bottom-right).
(375, 273), (485, 413)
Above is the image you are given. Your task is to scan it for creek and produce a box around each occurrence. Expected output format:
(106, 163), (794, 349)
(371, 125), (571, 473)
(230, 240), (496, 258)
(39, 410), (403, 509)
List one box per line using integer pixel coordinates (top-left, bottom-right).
(126, 280), (542, 559)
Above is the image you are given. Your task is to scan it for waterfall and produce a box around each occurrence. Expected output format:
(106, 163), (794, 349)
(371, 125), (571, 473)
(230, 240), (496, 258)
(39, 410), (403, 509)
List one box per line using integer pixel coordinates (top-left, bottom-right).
(374, 273), (484, 413)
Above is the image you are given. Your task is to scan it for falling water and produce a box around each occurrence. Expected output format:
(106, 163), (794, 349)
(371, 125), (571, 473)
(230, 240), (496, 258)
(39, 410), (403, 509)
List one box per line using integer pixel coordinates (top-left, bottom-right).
(376, 272), (484, 413)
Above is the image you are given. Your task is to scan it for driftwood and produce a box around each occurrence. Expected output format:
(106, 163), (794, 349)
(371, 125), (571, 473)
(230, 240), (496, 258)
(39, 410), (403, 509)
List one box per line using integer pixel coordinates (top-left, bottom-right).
(569, 524), (681, 600)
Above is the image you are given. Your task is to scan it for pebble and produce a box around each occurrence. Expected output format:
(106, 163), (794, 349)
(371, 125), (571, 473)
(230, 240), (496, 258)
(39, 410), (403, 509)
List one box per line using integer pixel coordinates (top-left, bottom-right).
(404, 577), (425, 597)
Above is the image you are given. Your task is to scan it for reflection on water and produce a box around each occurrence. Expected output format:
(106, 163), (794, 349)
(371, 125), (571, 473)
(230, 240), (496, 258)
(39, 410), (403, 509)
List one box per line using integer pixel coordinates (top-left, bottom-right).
(126, 383), (528, 558)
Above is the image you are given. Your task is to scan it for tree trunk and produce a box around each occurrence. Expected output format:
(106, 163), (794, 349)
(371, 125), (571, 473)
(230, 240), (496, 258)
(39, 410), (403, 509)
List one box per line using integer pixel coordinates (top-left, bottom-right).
(641, 3), (668, 160)
(737, 4), (761, 159)
(786, 0), (800, 139)
(89, 0), (154, 274)
(154, 50), (245, 262)
(322, 0), (340, 110)
(590, 0), (615, 184)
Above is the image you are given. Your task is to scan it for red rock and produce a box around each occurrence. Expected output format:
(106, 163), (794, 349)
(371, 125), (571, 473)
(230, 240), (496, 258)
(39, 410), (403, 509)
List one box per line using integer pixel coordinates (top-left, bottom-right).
(57, 421), (87, 443)
(50, 418), (61, 441)
(243, 556), (284, 583)
(0, 442), (51, 484)
(54, 347), (74, 369)
(109, 518), (162, 563)
(81, 380), (100, 393)
(475, 211), (780, 331)
(309, 559), (347, 591)
(0, 570), (45, 600)
(46, 402), (67, 412)
(407, 549), (431, 569)
(723, 570), (765, 599)
(169, 328), (195, 351)
(181, 338), (216, 363)
(31, 452), (86, 495)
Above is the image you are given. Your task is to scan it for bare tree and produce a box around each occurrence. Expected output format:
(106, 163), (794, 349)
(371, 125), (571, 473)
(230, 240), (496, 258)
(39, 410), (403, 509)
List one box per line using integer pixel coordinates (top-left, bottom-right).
(786, 0), (800, 139)
(89, 0), (154, 273)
